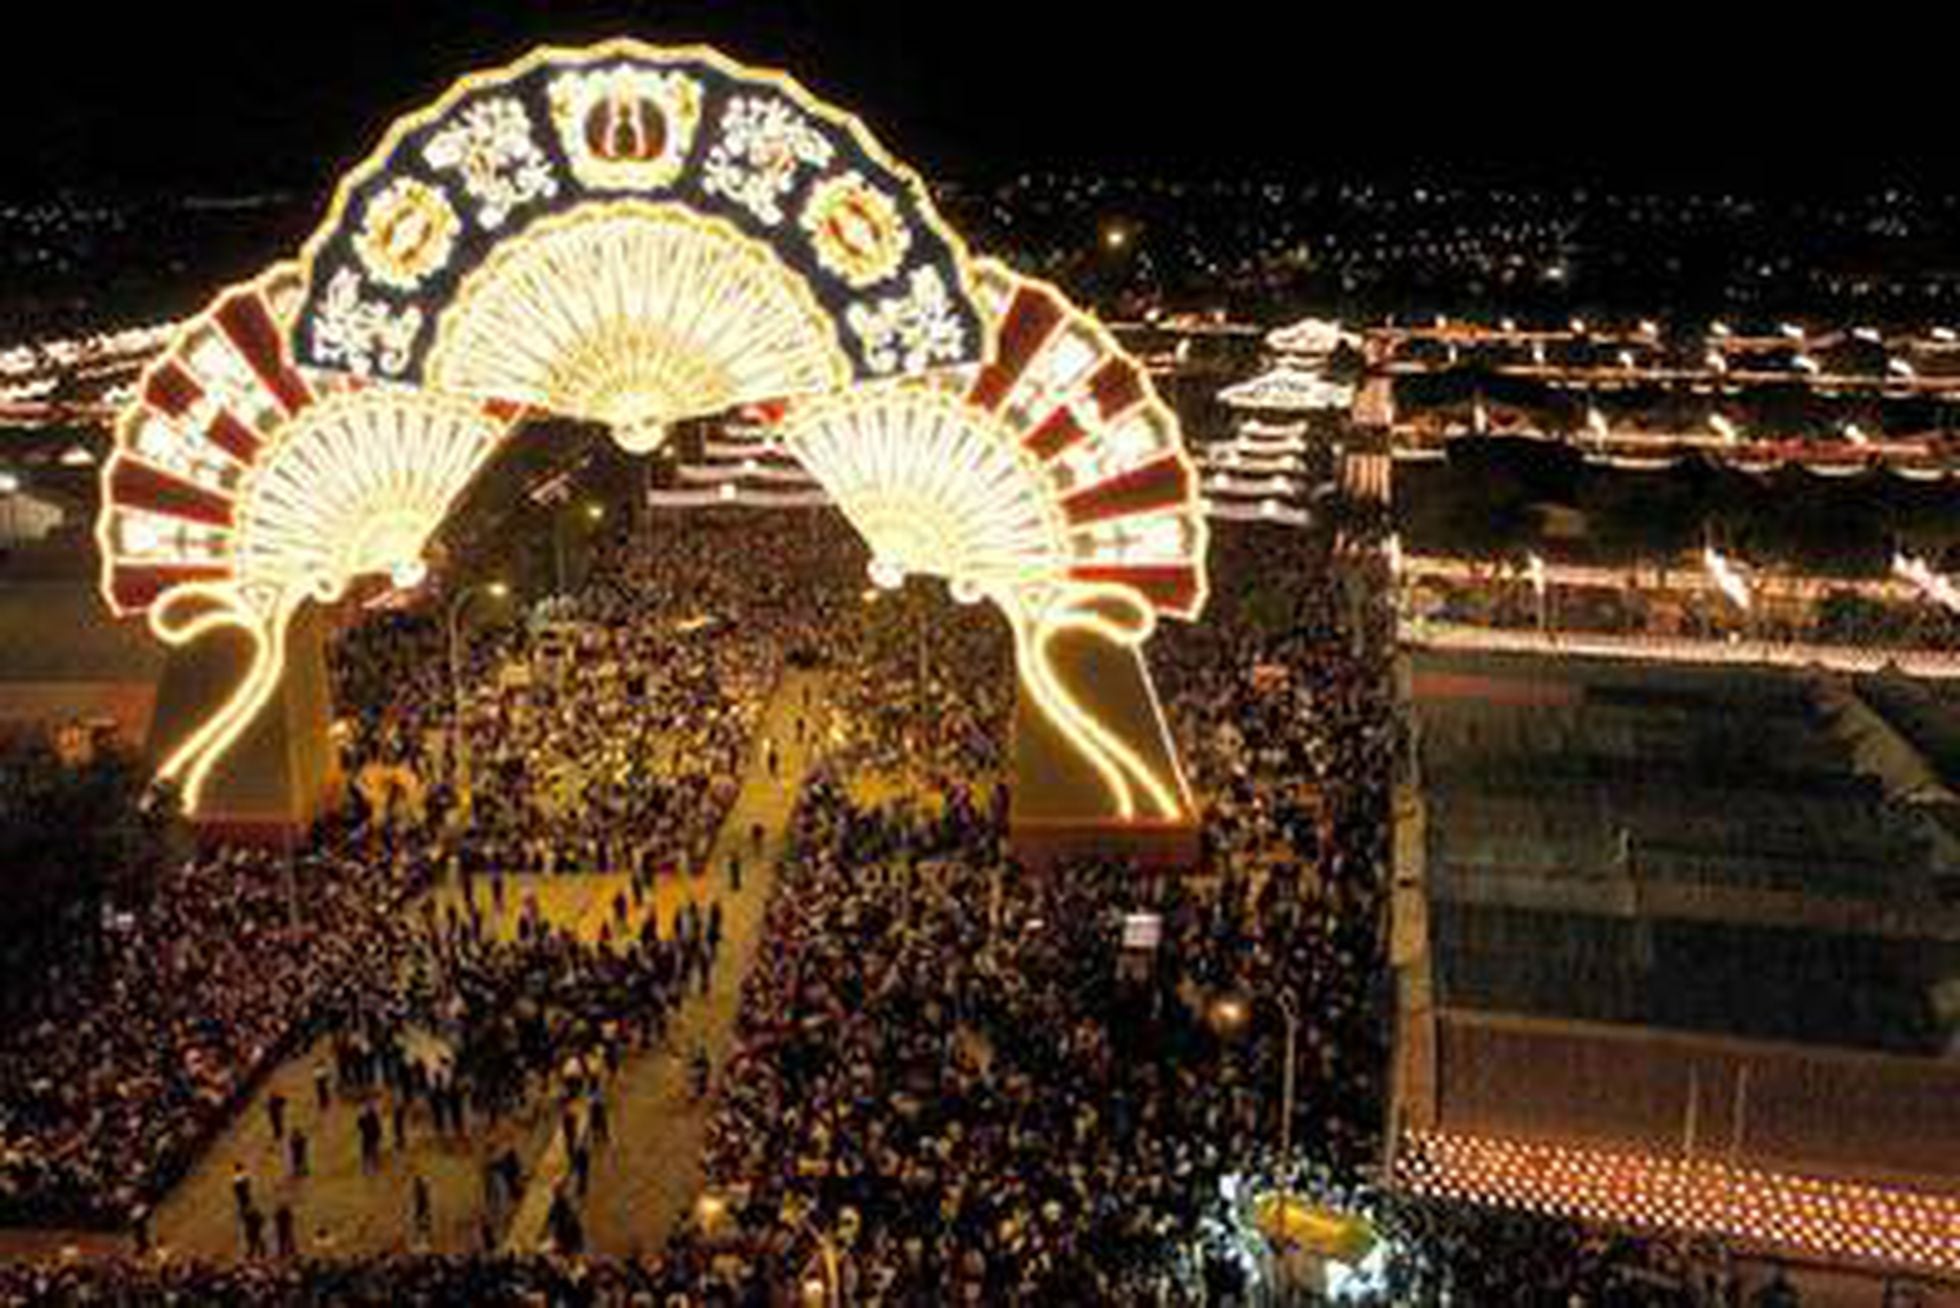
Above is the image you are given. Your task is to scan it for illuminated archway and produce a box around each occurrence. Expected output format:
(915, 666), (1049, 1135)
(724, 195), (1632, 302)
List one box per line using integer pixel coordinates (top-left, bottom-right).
(97, 42), (1210, 840)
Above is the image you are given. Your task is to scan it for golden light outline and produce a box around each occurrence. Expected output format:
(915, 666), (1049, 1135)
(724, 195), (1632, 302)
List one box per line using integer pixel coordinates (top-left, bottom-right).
(1011, 582), (1190, 821)
(421, 198), (854, 448)
(146, 583), (296, 811)
(96, 265), (512, 816)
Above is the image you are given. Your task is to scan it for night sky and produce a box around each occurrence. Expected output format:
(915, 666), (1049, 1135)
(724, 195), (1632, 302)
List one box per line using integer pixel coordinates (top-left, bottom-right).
(2, 1), (1948, 200)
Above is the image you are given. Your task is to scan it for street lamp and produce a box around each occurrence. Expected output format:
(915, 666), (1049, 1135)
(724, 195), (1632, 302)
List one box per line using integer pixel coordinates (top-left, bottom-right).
(448, 580), (511, 808)
(1213, 991), (1301, 1164)
(1278, 988), (1300, 1164)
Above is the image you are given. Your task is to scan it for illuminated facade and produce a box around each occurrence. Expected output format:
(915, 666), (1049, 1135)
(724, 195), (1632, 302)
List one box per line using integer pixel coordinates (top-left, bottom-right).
(1217, 363), (1354, 412)
(97, 266), (512, 809)
(779, 261), (1206, 820)
(1200, 417), (1314, 526)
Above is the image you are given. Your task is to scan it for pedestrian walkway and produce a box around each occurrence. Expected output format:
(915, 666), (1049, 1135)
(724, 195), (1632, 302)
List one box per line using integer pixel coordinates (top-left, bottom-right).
(141, 862), (714, 1263)
(505, 667), (829, 1256)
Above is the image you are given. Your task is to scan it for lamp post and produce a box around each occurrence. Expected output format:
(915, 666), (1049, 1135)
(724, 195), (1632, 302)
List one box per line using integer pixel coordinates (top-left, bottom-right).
(552, 502), (605, 596)
(447, 580), (510, 808)
(1214, 990), (1302, 1166)
(1278, 988), (1300, 1164)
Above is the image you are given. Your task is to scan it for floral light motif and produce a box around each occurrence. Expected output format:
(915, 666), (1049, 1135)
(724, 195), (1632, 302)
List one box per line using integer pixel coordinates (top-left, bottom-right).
(548, 66), (702, 191)
(423, 96), (559, 230)
(801, 171), (910, 288)
(847, 266), (967, 375)
(310, 268), (424, 377)
(701, 96), (834, 226)
(352, 177), (461, 291)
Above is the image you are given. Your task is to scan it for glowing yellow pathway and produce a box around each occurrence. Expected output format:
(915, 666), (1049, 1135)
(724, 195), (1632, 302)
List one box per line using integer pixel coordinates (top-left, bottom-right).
(503, 667), (828, 1255)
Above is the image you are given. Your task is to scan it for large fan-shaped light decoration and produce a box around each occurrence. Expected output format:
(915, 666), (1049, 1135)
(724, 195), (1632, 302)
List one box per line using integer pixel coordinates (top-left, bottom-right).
(778, 260), (1208, 819)
(290, 40), (986, 455)
(97, 266), (513, 811)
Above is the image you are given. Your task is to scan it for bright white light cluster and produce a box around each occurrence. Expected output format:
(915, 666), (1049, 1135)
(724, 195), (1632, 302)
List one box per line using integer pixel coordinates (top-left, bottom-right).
(1702, 546), (1752, 611)
(1892, 552), (1960, 613)
(98, 265), (511, 811)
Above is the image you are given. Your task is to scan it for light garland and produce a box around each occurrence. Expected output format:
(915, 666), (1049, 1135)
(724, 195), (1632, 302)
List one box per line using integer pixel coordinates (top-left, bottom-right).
(1205, 500), (1310, 526)
(1397, 1130), (1960, 1276)
(1203, 472), (1300, 497)
(1237, 418), (1309, 439)
(645, 485), (830, 508)
(675, 460), (821, 486)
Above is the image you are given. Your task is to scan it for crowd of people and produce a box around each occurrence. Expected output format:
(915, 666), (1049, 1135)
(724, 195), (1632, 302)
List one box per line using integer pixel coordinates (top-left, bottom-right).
(824, 581), (1012, 814)
(0, 486), (1836, 1303)
(0, 511), (849, 1234)
(640, 520), (1409, 1303)
(0, 836), (424, 1229)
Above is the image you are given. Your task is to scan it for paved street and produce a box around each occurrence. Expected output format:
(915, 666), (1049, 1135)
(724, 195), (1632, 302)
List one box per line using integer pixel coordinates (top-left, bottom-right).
(509, 667), (828, 1256)
(131, 669), (828, 1264)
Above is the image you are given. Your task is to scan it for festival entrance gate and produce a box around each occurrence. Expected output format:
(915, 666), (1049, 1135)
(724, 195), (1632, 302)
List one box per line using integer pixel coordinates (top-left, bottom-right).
(96, 41), (1210, 864)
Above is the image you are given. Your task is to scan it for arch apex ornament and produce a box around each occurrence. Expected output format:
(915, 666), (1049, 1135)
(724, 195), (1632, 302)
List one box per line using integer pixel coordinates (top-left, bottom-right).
(290, 40), (987, 455)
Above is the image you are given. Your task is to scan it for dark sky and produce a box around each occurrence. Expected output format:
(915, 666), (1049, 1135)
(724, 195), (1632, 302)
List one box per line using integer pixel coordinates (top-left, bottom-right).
(2, 1), (1947, 201)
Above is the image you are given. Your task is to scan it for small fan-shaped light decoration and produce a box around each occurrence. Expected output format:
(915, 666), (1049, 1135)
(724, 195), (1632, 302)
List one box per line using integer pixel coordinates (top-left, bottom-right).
(1217, 365), (1353, 412)
(423, 203), (849, 454)
(778, 260), (1207, 820)
(98, 266), (513, 811)
(291, 39), (985, 455)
